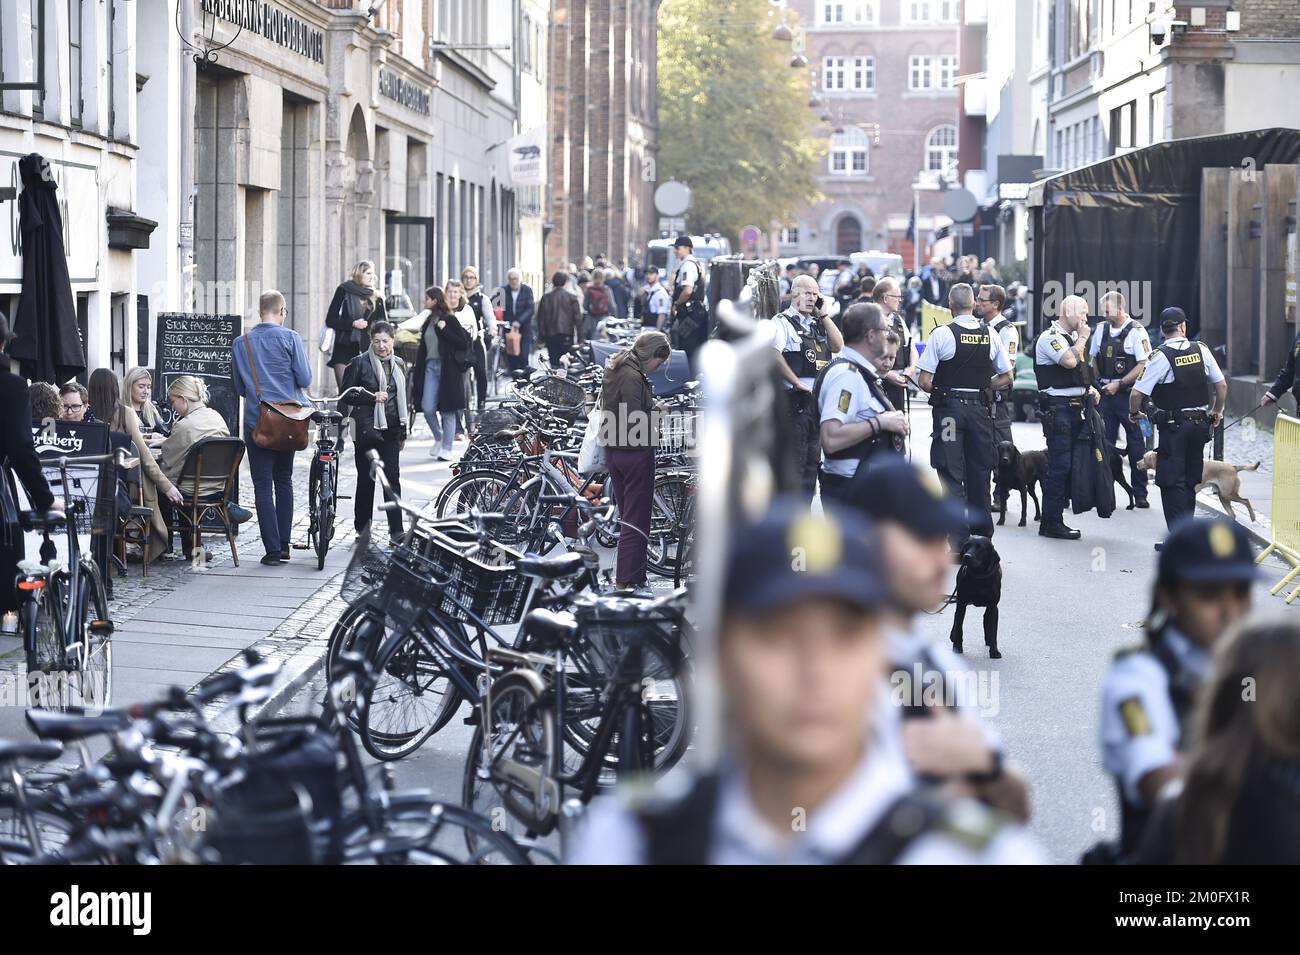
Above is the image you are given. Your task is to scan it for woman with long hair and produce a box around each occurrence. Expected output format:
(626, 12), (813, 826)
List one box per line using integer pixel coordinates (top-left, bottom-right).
(1138, 620), (1300, 864)
(597, 330), (671, 591)
(461, 266), (494, 410)
(341, 322), (408, 540)
(445, 279), (477, 435)
(412, 285), (470, 462)
(157, 375), (231, 559)
(122, 366), (165, 448)
(325, 260), (388, 389)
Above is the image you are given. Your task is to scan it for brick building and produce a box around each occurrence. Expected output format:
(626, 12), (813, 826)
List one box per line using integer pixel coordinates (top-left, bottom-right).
(546, 0), (659, 272)
(777, 0), (961, 262)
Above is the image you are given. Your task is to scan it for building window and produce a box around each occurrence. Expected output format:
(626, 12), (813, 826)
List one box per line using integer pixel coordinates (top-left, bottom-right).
(909, 55), (932, 90)
(1109, 100), (1135, 152)
(829, 126), (870, 176)
(823, 56), (845, 90)
(925, 125), (957, 180)
(825, 56), (876, 92)
(779, 227), (799, 245)
(31, 0), (44, 117)
(937, 54), (958, 88)
(819, 2), (876, 25)
(820, 2), (845, 24)
(852, 56), (876, 91)
(936, 0), (959, 20)
(907, 1), (931, 24)
(68, 0), (83, 126)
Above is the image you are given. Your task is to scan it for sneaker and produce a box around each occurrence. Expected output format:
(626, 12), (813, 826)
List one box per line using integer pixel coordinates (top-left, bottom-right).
(429, 446), (441, 458)
(280, 550), (291, 562)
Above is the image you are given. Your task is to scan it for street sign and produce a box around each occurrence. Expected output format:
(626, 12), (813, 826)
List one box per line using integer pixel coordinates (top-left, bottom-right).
(942, 187), (979, 223)
(654, 180), (692, 217)
(740, 225), (761, 245)
(659, 216), (686, 235)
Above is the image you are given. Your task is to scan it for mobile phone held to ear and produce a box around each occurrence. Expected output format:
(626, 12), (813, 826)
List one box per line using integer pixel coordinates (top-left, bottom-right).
(815, 295), (825, 312)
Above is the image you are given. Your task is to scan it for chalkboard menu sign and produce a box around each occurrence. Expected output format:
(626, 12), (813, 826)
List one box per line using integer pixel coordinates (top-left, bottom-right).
(152, 313), (241, 436)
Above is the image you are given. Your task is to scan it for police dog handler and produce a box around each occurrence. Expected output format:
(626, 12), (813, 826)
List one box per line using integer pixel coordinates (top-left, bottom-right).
(567, 497), (1043, 864)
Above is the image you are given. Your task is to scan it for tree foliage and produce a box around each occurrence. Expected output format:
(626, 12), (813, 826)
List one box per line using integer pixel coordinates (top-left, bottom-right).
(657, 0), (825, 241)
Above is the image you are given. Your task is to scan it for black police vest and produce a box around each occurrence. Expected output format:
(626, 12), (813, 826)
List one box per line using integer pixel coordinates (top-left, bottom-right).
(811, 357), (901, 460)
(1150, 342), (1209, 410)
(932, 323), (994, 391)
(672, 258), (705, 307)
(1095, 321), (1140, 382)
(1034, 329), (1091, 390)
(780, 312), (831, 380)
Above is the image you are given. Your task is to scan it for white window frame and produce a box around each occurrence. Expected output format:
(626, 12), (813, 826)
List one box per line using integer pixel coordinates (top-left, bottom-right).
(819, 2), (846, 25)
(820, 1), (877, 26)
(823, 56), (846, 91)
(937, 54), (958, 89)
(779, 227), (800, 245)
(851, 55), (876, 92)
(909, 54), (934, 90)
(907, 1), (931, 24)
(926, 125), (958, 180)
(936, 0), (959, 22)
(829, 127), (871, 177)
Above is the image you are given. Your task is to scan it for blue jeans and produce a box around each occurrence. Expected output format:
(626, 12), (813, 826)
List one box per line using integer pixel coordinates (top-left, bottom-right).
(244, 432), (296, 555)
(1098, 390), (1149, 501)
(422, 361), (458, 454)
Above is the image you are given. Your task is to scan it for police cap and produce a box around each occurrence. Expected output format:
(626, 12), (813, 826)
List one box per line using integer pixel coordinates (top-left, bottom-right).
(843, 456), (968, 538)
(1159, 307), (1187, 332)
(1158, 516), (1258, 584)
(673, 234), (693, 250)
(725, 495), (886, 615)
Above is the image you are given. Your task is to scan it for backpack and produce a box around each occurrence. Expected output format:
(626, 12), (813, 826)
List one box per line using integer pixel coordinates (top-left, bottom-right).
(587, 285), (611, 318)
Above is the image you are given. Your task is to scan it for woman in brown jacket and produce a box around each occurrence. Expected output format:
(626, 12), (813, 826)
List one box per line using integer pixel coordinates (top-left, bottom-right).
(597, 331), (671, 590)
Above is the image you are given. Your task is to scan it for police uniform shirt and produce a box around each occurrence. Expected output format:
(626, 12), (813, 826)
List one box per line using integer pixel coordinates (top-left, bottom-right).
(1034, 321), (1088, 396)
(1132, 337), (1224, 408)
(916, 315), (1013, 390)
(1088, 321), (1151, 383)
(643, 282), (672, 320)
(770, 306), (825, 390)
(991, 317), (1019, 361)
(673, 257), (701, 297)
(817, 345), (887, 477)
(565, 685), (1045, 865)
(887, 624), (1001, 752)
(1100, 627), (1210, 808)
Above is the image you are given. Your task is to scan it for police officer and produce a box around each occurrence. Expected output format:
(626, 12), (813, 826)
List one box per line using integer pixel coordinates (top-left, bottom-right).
(669, 235), (708, 368)
(565, 496), (1044, 864)
(772, 273), (844, 501)
(1033, 294), (1099, 540)
(1092, 516), (1255, 863)
(1262, 326), (1300, 411)
(1089, 290), (1151, 509)
(635, 266), (672, 330)
(916, 283), (1013, 537)
(872, 277), (915, 413)
(975, 284), (1018, 448)
(1129, 307), (1226, 531)
(814, 303), (908, 502)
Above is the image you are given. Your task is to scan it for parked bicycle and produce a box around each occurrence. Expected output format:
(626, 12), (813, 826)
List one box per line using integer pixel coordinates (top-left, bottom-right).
(302, 388), (373, 570)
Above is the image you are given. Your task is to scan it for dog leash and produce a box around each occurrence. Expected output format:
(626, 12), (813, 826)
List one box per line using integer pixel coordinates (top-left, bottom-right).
(1220, 401), (1264, 433)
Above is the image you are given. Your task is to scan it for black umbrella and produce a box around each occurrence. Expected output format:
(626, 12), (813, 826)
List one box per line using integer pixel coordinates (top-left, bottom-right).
(10, 153), (85, 384)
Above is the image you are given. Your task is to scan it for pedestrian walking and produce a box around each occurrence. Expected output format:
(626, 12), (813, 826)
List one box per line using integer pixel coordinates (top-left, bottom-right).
(446, 280), (479, 433)
(1090, 290), (1151, 508)
(231, 290), (314, 565)
(500, 268), (535, 374)
(584, 268), (612, 341)
(325, 261), (387, 390)
(536, 271), (582, 368)
(341, 321), (407, 540)
(461, 266), (495, 412)
(412, 286), (471, 462)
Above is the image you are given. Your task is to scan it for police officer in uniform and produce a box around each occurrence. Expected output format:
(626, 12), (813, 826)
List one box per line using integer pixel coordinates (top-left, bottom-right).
(1262, 327), (1300, 411)
(814, 304), (908, 502)
(566, 496), (1044, 864)
(975, 284), (1018, 447)
(771, 273), (844, 501)
(1090, 516), (1255, 863)
(1033, 294), (1098, 540)
(669, 235), (708, 369)
(916, 283), (1012, 537)
(1129, 307), (1226, 531)
(872, 277), (916, 415)
(1090, 290), (1151, 508)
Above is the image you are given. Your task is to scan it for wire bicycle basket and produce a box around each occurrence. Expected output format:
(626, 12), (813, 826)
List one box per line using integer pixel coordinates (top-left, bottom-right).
(410, 526), (533, 627)
(519, 374), (586, 414)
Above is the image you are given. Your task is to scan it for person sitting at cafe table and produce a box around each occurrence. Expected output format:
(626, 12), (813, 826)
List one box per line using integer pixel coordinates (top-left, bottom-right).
(123, 366), (167, 449)
(157, 375), (234, 560)
(59, 382), (92, 422)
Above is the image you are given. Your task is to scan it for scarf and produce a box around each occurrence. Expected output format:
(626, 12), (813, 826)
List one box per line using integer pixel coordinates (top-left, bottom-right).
(368, 348), (407, 432)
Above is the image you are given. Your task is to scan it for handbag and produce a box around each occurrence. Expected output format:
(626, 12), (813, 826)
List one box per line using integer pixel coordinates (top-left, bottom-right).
(577, 403), (608, 475)
(505, 327), (522, 357)
(318, 325), (335, 355)
(242, 336), (312, 452)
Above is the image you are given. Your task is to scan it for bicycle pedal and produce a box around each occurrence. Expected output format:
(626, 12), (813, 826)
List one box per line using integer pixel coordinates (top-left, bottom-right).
(463, 711), (480, 726)
(89, 620), (114, 636)
(292, 543), (309, 550)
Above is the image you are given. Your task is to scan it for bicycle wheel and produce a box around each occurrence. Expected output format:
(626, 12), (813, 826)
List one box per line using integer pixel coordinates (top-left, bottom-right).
(0, 795), (79, 860)
(23, 574), (65, 710)
(499, 482), (554, 553)
(359, 627), (459, 761)
(433, 469), (516, 519)
(646, 473), (693, 577)
(339, 794), (530, 865)
(70, 563), (112, 710)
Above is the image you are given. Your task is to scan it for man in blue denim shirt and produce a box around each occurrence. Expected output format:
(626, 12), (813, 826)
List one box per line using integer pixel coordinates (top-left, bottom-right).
(232, 290), (313, 565)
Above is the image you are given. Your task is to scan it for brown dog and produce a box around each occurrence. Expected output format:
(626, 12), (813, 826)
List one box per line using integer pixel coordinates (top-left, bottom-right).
(1137, 452), (1260, 522)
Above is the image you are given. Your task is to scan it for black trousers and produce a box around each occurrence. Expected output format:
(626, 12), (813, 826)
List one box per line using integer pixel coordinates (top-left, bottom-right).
(929, 398), (995, 536)
(544, 334), (571, 368)
(1099, 390), (1149, 501)
(353, 430), (404, 537)
(818, 469), (854, 505)
(470, 339), (488, 409)
(1154, 417), (1210, 529)
(789, 389), (821, 502)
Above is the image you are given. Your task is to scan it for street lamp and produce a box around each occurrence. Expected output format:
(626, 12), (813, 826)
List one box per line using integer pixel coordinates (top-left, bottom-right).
(772, 23), (793, 42)
(791, 53), (808, 68)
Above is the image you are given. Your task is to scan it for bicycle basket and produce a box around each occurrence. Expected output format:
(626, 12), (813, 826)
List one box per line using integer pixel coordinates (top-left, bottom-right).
(379, 542), (448, 634)
(413, 526), (533, 627)
(572, 594), (685, 682)
(471, 407), (522, 437)
(340, 528), (392, 608)
(521, 375), (586, 413)
(657, 408), (697, 454)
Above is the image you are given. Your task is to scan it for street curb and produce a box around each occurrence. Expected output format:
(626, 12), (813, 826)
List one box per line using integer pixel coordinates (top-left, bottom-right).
(249, 641), (329, 721)
(1194, 495), (1272, 551)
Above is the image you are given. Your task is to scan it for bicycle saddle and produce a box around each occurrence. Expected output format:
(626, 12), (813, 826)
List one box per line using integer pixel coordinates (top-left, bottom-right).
(25, 709), (131, 743)
(516, 552), (585, 580)
(311, 409), (343, 422)
(0, 740), (63, 764)
(19, 510), (66, 531)
(522, 607), (579, 649)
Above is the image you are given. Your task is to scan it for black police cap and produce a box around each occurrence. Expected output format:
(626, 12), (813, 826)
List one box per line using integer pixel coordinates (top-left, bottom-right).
(843, 456), (968, 539)
(1158, 516), (1257, 584)
(1159, 306), (1187, 332)
(725, 495), (887, 615)
(673, 234), (693, 250)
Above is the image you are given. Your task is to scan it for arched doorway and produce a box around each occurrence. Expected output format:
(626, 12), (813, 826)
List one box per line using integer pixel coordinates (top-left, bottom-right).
(834, 215), (863, 256)
(343, 106), (373, 275)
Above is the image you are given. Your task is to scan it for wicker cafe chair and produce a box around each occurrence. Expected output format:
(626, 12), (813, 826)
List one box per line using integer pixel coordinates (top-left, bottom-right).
(114, 458), (157, 577)
(165, 437), (245, 567)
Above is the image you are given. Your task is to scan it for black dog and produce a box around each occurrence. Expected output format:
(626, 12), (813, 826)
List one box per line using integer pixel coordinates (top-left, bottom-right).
(994, 441), (1044, 527)
(949, 536), (1003, 659)
(1108, 451), (1135, 509)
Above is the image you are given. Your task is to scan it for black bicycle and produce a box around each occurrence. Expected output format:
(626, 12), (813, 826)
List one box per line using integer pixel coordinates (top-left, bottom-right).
(303, 391), (367, 570)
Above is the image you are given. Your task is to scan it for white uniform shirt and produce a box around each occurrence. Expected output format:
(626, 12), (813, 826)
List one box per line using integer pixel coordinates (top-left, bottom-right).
(817, 345), (887, 478)
(770, 307), (826, 390)
(1034, 321), (1088, 397)
(642, 282), (672, 322)
(1088, 320), (1151, 382)
(989, 316), (1020, 362)
(1100, 628), (1209, 807)
(916, 315), (1013, 390)
(887, 623), (1001, 751)
(673, 257), (700, 295)
(1132, 336), (1224, 408)
(565, 685), (1044, 865)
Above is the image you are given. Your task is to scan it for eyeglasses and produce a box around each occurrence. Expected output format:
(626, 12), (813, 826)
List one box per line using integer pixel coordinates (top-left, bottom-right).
(62, 403), (83, 412)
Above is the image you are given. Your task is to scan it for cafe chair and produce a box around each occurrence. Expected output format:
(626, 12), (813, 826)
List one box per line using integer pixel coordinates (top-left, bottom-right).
(114, 458), (157, 577)
(164, 437), (245, 567)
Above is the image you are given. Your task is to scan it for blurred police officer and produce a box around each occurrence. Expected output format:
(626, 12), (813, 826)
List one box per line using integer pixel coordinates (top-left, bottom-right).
(814, 303), (908, 503)
(669, 235), (708, 367)
(1033, 294), (1098, 540)
(771, 273), (844, 501)
(872, 277), (916, 413)
(846, 457), (1030, 822)
(916, 283), (1013, 538)
(1090, 290), (1151, 509)
(635, 266), (672, 330)
(1262, 326), (1300, 411)
(1089, 516), (1255, 863)
(566, 496), (1043, 864)
(1129, 307), (1226, 531)
(975, 283), (1018, 448)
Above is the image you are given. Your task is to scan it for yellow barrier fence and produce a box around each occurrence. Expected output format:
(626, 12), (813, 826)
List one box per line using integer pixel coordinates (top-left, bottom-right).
(1258, 413), (1300, 603)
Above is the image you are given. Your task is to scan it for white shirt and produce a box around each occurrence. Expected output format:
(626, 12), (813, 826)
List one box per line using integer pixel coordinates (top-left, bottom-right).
(817, 345), (887, 477)
(988, 315), (1020, 361)
(916, 315), (1013, 390)
(1100, 627), (1209, 807)
(1132, 336), (1224, 406)
(642, 283), (672, 319)
(1034, 321), (1087, 396)
(769, 307), (826, 390)
(673, 257), (700, 292)
(453, 304), (481, 342)
(1088, 320), (1152, 382)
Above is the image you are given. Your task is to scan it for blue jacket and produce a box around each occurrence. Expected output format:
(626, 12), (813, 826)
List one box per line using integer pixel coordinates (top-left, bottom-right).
(502, 284), (535, 333)
(231, 321), (313, 436)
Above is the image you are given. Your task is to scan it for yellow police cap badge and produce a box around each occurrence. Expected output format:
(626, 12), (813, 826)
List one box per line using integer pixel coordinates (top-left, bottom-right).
(788, 513), (842, 574)
(1119, 697), (1151, 737)
(1209, 522), (1236, 559)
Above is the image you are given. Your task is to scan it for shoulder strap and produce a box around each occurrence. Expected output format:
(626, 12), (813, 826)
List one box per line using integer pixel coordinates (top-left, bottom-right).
(637, 774), (721, 866)
(242, 334), (263, 402)
(837, 791), (947, 865)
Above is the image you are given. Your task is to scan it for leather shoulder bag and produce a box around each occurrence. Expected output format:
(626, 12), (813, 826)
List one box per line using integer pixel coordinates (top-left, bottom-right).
(243, 334), (312, 452)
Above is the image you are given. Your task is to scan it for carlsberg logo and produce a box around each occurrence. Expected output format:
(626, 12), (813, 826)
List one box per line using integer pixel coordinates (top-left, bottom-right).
(49, 885), (151, 935)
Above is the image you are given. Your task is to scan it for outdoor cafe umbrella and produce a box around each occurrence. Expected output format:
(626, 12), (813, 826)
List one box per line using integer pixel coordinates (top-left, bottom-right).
(10, 152), (85, 384)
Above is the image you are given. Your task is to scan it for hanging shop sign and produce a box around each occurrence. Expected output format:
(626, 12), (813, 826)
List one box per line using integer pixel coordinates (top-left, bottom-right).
(1, 151), (99, 288)
(378, 70), (431, 116)
(200, 0), (325, 64)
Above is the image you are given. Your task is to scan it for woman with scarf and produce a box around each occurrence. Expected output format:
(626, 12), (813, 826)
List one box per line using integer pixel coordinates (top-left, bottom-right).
(341, 322), (408, 541)
(461, 266), (495, 411)
(326, 260), (388, 390)
(412, 285), (471, 462)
